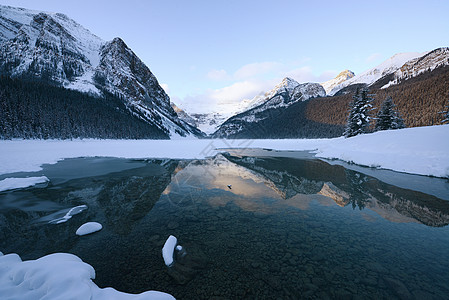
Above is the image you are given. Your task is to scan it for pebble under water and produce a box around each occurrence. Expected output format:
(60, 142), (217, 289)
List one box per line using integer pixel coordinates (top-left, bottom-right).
(1, 154), (449, 299)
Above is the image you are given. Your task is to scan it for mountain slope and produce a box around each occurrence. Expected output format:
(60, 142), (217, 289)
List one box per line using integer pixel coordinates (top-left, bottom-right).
(327, 52), (426, 96)
(320, 70), (355, 95)
(0, 5), (202, 138)
(213, 78), (325, 138)
(381, 47), (449, 89)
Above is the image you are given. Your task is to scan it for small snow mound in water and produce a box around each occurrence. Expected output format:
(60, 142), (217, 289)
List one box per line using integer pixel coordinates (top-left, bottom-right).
(162, 235), (177, 267)
(76, 222), (102, 236)
(0, 252), (175, 300)
(0, 176), (49, 192)
(49, 205), (88, 224)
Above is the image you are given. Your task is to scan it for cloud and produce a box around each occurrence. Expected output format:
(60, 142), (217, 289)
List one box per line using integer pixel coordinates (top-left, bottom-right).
(366, 53), (381, 62)
(178, 79), (278, 115)
(207, 69), (230, 81)
(178, 61), (337, 115)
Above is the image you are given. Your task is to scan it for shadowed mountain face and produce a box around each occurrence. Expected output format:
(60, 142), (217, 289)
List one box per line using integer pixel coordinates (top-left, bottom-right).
(0, 5), (203, 138)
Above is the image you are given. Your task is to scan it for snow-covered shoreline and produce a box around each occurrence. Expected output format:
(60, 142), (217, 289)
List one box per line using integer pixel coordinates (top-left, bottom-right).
(0, 125), (448, 178)
(0, 252), (175, 300)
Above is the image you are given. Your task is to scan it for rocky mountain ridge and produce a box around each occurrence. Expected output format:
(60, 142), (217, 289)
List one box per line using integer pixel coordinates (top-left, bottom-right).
(213, 77), (325, 138)
(0, 5), (202, 138)
(320, 70), (355, 95)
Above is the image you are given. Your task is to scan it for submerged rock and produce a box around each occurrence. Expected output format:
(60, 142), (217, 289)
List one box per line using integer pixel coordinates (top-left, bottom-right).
(76, 222), (102, 236)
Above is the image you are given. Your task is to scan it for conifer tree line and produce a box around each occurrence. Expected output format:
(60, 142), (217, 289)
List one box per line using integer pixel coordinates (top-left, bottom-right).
(440, 97), (449, 124)
(344, 88), (406, 138)
(0, 76), (169, 139)
(306, 65), (449, 129)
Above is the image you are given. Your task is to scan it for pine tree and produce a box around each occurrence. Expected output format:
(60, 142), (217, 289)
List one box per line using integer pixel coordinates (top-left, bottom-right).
(344, 88), (373, 138)
(375, 96), (406, 131)
(440, 98), (449, 124)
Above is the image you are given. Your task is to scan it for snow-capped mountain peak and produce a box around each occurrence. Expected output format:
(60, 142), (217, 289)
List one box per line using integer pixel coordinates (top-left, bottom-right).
(320, 70), (355, 95)
(381, 47), (449, 89)
(213, 78), (325, 138)
(327, 52), (426, 96)
(0, 4), (203, 138)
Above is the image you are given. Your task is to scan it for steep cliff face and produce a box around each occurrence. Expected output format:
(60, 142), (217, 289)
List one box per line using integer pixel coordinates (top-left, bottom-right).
(0, 5), (202, 138)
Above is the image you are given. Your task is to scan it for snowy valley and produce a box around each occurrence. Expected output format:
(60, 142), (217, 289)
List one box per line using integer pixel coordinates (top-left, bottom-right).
(1, 3), (449, 300)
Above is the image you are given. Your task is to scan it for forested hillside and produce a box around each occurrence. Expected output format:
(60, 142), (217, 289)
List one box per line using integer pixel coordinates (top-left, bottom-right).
(0, 77), (169, 139)
(305, 65), (449, 128)
(214, 65), (448, 139)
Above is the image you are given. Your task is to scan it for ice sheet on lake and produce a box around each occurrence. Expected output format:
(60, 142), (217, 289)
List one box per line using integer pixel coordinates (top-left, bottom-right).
(0, 176), (49, 192)
(76, 222), (102, 236)
(0, 252), (175, 300)
(48, 205), (88, 224)
(0, 125), (448, 178)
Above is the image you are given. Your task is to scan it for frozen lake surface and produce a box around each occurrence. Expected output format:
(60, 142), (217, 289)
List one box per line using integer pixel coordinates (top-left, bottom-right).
(1, 153), (448, 299)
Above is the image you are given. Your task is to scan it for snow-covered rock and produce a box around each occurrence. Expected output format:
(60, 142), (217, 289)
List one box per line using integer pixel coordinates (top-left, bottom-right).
(0, 4), (202, 138)
(76, 222), (103, 236)
(162, 235), (177, 267)
(0, 176), (49, 192)
(320, 70), (355, 95)
(0, 252), (175, 300)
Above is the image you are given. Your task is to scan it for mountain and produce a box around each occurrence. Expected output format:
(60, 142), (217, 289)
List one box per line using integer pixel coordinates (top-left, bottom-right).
(213, 77), (325, 138)
(224, 154), (449, 227)
(381, 47), (449, 89)
(326, 52), (426, 96)
(320, 70), (355, 95)
(0, 5), (203, 138)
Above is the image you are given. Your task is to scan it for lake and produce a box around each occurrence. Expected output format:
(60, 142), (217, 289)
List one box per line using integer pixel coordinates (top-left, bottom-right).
(1, 151), (449, 299)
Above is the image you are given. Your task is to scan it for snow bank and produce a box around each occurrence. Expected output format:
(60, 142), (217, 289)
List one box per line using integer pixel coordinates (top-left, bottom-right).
(0, 252), (175, 300)
(76, 222), (103, 236)
(0, 125), (448, 178)
(246, 125), (449, 178)
(0, 176), (49, 192)
(162, 235), (177, 267)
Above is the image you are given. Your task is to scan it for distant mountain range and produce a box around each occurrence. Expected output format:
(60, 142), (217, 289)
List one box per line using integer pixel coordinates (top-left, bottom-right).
(0, 5), (203, 139)
(1, 5), (447, 140)
(212, 47), (449, 138)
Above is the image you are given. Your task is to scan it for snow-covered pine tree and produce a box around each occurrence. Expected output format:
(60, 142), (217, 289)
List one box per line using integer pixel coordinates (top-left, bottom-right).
(344, 88), (373, 138)
(440, 98), (449, 124)
(374, 96), (405, 131)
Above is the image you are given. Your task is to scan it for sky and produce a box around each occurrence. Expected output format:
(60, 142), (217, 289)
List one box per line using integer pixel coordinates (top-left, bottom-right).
(2, 0), (449, 114)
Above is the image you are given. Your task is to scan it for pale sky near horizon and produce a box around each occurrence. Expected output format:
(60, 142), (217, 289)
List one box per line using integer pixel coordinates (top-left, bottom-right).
(2, 0), (449, 113)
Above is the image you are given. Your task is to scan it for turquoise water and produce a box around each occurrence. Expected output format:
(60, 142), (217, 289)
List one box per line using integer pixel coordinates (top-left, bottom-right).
(1, 154), (448, 299)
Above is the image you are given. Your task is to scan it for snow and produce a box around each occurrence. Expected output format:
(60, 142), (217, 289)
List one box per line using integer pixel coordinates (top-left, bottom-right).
(76, 222), (103, 236)
(0, 176), (49, 192)
(0, 125), (448, 178)
(327, 52), (427, 96)
(162, 235), (177, 267)
(0, 252), (175, 300)
(320, 70), (355, 95)
(49, 205), (88, 224)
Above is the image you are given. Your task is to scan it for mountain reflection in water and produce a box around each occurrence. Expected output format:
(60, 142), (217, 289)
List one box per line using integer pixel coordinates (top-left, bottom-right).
(0, 154), (448, 299)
